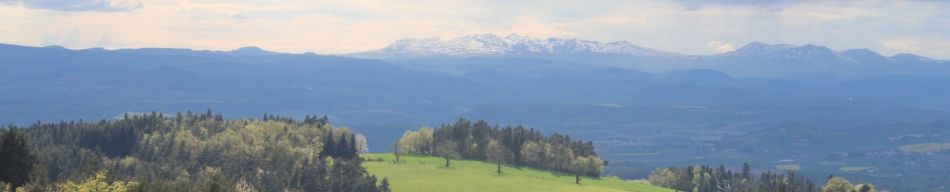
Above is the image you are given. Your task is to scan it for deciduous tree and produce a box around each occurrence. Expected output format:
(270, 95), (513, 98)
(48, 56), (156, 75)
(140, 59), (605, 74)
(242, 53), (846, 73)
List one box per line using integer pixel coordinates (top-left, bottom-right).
(435, 140), (460, 167)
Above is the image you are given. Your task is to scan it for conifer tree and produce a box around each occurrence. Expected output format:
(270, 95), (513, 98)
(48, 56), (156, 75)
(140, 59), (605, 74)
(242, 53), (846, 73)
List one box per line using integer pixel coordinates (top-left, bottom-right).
(0, 128), (36, 189)
(379, 178), (391, 192)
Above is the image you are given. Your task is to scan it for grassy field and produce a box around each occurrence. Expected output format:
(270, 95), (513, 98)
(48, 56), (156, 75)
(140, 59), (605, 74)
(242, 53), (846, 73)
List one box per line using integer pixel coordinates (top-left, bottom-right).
(900, 142), (950, 153)
(840, 166), (876, 172)
(776, 164), (801, 171)
(361, 153), (673, 192)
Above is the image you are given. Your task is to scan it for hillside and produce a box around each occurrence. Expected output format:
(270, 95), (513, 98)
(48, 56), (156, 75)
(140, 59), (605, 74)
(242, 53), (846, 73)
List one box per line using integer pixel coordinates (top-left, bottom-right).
(362, 154), (672, 192)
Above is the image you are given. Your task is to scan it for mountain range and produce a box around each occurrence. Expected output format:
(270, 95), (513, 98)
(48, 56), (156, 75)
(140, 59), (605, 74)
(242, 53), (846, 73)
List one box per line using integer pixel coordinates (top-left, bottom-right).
(353, 33), (938, 60)
(1, 34), (948, 127)
(351, 34), (948, 77)
(351, 33), (679, 57)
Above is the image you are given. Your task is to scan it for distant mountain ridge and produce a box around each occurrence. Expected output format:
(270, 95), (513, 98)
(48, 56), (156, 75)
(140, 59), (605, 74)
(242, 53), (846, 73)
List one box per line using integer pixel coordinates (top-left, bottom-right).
(351, 33), (681, 58)
(717, 41), (915, 64)
(346, 34), (948, 77)
(4, 33), (947, 78)
(351, 33), (942, 61)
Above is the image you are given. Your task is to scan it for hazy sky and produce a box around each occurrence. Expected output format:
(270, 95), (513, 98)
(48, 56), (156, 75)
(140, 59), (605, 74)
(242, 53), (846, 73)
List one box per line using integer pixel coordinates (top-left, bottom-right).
(0, 0), (947, 58)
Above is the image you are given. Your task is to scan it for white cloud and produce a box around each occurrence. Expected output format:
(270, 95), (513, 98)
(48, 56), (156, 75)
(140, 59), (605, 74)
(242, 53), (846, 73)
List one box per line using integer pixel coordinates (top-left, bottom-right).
(93, 32), (114, 47)
(40, 33), (59, 46)
(706, 41), (735, 53)
(41, 28), (82, 47)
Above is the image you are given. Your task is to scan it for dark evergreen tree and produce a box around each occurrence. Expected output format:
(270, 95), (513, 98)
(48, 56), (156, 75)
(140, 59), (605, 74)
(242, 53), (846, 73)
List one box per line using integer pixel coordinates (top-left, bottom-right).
(321, 129), (336, 158)
(379, 178), (391, 192)
(741, 163), (752, 181)
(0, 128), (36, 189)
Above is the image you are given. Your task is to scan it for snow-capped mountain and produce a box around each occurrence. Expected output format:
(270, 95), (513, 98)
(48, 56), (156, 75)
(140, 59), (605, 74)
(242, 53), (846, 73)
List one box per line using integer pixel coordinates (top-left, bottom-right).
(352, 33), (942, 64)
(353, 33), (680, 58)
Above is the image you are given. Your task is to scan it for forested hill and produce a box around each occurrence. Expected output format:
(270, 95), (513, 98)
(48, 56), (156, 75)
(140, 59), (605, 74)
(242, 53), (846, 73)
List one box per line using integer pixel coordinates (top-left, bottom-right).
(0, 111), (389, 192)
(394, 119), (604, 177)
(0, 113), (663, 192)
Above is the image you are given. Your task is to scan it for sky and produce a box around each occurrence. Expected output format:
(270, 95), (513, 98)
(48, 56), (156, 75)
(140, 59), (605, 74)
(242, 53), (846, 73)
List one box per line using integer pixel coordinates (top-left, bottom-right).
(0, 0), (947, 59)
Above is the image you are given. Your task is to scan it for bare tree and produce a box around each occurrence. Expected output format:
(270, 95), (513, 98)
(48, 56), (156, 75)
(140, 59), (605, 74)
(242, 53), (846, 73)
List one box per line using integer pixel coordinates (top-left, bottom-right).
(485, 139), (513, 174)
(434, 140), (460, 168)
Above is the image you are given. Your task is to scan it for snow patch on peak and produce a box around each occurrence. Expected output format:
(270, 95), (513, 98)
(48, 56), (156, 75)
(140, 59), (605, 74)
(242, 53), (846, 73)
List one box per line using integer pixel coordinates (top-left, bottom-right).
(369, 33), (678, 57)
(735, 41), (797, 53)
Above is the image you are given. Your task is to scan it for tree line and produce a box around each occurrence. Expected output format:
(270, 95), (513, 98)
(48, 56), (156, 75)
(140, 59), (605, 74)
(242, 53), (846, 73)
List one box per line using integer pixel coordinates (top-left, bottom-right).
(648, 164), (877, 192)
(0, 111), (390, 192)
(393, 118), (604, 178)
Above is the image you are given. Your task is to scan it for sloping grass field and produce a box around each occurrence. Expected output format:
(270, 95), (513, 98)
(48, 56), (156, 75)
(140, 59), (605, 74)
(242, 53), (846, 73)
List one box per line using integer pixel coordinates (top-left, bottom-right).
(900, 142), (950, 153)
(362, 153), (672, 192)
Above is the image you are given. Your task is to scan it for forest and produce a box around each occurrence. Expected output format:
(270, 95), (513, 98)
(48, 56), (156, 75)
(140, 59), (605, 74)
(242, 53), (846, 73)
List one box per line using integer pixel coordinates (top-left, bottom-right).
(648, 164), (877, 192)
(393, 118), (604, 177)
(0, 111), (389, 192)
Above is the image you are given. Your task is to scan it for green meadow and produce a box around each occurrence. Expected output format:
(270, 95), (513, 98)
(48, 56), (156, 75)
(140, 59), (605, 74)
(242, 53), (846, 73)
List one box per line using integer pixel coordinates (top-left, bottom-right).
(362, 153), (672, 192)
(900, 142), (950, 153)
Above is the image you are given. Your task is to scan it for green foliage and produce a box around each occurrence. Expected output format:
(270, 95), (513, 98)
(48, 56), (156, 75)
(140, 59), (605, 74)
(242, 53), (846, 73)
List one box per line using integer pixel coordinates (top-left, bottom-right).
(394, 118), (604, 176)
(647, 167), (679, 188)
(362, 153), (672, 192)
(395, 127), (434, 155)
(822, 177), (876, 192)
(55, 171), (138, 192)
(649, 164), (820, 192)
(16, 111), (387, 192)
(823, 177), (854, 192)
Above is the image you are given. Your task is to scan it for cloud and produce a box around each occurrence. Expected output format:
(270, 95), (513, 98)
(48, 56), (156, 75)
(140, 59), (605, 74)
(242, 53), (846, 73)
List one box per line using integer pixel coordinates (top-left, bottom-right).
(41, 28), (82, 47)
(3, 0), (142, 12)
(706, 40), (736, 53)
(40, 33), (60, 45)
(93, 32), (114, 47)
